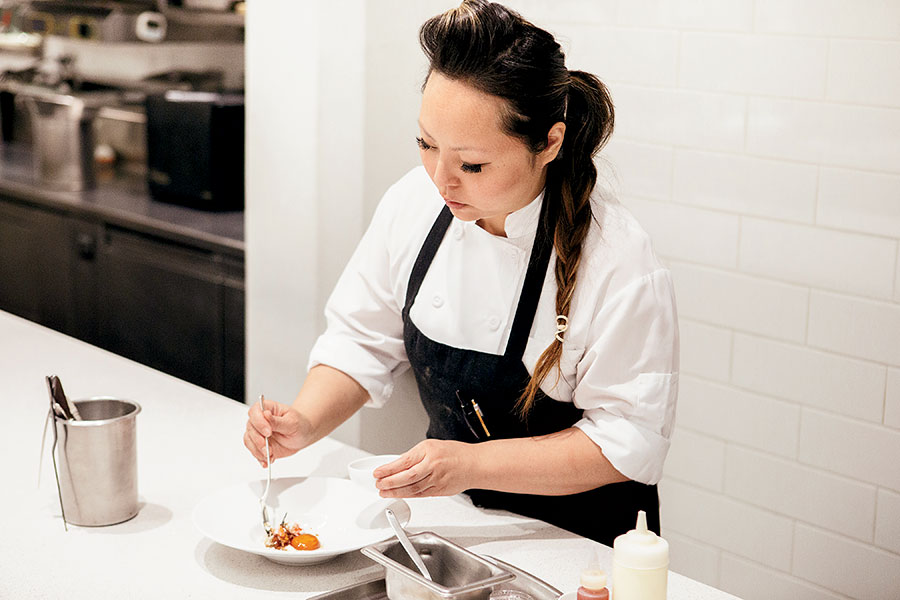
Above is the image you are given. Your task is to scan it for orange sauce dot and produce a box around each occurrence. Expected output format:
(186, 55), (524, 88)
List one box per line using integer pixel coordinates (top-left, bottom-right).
(290, 533), (321, 551)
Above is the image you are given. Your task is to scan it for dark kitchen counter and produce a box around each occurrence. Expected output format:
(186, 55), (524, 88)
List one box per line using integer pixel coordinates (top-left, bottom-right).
(0, 144), (244, 258)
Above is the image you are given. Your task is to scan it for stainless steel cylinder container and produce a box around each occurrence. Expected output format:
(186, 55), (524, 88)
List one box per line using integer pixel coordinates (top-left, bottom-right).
(54, 397), (141, 526)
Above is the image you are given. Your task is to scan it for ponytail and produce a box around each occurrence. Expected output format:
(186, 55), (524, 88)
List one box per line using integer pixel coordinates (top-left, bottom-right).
(515, 70), (614, 416)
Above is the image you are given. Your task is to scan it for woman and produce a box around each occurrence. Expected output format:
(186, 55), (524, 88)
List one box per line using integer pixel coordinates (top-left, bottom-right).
(244, 0), (678, 546)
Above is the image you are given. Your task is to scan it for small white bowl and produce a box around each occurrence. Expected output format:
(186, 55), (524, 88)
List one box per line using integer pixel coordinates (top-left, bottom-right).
(347, 454), (400, 492)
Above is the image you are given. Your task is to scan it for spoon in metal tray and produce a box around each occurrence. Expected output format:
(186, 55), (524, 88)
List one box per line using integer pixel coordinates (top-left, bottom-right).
(385, 507), (433, 581)
(258, 394), (273, 535)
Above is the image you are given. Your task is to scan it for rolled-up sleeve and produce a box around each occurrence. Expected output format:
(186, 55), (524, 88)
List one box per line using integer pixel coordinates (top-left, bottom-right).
(572, 268), (679, 485)
(307, 190), (412, 407)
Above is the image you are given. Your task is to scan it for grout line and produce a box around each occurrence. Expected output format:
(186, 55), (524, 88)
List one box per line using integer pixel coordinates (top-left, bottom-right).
(893, 241), (900, 302)
(682, 369), (893, 423)
(674, 29), (683, 89)
(727, 323), (736, 383)
(665, 255), (900, 304)
(610, 139), (900, 179)
(545, 16), (900, 44)
(666, 466), (880, 546)
(608, 80), (900, 111)
(873, 487), (881, 545)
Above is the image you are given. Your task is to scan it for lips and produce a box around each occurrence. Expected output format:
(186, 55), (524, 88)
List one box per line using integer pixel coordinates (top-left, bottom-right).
(443, 197), (466, 209)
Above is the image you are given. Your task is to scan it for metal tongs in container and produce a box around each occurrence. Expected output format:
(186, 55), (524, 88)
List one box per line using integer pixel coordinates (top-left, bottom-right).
(47, 374), (82, 421)
(39, 375), (81, 531)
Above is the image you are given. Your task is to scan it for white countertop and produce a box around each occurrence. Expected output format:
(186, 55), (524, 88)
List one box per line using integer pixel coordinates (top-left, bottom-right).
(0, 310), (739, 599)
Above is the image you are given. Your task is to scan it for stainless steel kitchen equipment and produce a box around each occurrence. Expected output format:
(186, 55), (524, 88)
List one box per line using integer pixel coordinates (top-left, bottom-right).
(385, 507), (433, 580)
(314, 555), (561, 600)
(362, 532), (516, 600)
(53, 396), (141, 526)
(19, 83), (120, 190)
(94, 102), (146, 167)
(145, 89), (244, 210)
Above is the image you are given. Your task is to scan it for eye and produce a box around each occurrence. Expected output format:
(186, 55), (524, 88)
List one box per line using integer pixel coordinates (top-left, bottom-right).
(416, 136), (433, 151)
(460, 163), (483, 174)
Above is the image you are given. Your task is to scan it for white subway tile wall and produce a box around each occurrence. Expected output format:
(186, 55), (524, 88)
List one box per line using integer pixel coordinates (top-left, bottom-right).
(719, 554), (851, 600)
(817, 169), (900, 238)
(665, 427), (727, 492)
(887, 369), (900, 430)
(679, 319), (731, 382)
(672, 150), (818, 222)
(503, 0), (900, 596)
(602, 140), (672, 201)
(875, 489), (900, 555)
(623, 197), (740, 268)
(665, 531), (722, 587)
(798, 408), (900, 491)
(730, 333), (886, 421)
(659, 479), (795, 569)
(792, 525), (900, 599)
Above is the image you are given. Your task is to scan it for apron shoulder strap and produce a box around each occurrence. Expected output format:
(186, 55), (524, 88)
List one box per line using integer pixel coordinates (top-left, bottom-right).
(504, 196), (558, 359)
(404, 205), (453, 310)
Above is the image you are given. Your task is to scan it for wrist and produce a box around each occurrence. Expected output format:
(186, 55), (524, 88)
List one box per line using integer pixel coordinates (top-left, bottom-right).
(461, 440), (489, 490)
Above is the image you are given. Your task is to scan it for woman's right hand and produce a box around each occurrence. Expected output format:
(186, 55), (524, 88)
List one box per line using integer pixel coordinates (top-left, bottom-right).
(243, 397), (310, 467)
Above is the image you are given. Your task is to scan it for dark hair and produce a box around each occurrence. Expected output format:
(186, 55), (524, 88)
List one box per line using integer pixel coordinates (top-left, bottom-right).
(419, 0), (615, 415)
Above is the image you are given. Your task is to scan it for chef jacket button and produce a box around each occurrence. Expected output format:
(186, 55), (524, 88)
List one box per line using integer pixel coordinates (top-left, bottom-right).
(453, 226), (464, 240)
(432, 295), (444, 308)
(487, 316), (501, 330)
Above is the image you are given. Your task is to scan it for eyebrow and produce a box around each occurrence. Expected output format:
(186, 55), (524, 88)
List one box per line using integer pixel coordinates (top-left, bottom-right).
(418, 122), (487, 153)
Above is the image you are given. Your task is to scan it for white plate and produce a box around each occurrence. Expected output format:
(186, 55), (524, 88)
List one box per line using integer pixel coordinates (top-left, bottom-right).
(192, 476), (411, 565)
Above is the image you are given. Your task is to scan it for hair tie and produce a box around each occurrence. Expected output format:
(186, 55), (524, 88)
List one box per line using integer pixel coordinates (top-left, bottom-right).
(555, 315), (568, 343)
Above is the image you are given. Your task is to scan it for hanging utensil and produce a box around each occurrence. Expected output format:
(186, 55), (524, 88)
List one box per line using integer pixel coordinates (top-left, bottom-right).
(385, 507), (433, 581)
(46, 375), (81, 420)
(42, 375), (70, 530)
(50, 406), (69, 531)
(257, 394), (272, 535)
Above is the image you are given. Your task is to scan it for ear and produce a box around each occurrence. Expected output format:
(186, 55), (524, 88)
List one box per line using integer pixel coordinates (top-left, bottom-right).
(538, 122), (566, 167)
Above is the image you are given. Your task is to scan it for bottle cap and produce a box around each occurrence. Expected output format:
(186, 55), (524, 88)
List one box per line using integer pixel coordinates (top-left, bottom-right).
(580, 569), (607, 590)
(612, 510), (669, 569)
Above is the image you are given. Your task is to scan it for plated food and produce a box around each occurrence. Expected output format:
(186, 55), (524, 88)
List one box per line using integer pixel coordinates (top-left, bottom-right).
(192, 476), (411, 565)
(265, 518), (321, 551)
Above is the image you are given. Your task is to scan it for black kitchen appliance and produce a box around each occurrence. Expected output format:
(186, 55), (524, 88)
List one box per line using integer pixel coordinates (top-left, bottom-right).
(145, 90), (244, 210)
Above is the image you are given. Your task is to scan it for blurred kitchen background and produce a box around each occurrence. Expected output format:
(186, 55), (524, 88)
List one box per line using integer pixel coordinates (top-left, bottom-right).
(3, 1), (899, 599)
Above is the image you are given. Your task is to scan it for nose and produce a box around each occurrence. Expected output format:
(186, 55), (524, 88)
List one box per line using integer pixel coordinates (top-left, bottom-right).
(431, 156), (458, 196)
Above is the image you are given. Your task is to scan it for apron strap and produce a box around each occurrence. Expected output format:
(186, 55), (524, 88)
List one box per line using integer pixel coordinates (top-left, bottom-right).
(503, 195), (557, 360)
(404, 206), (454, 310)
(404, 198), (558, 362)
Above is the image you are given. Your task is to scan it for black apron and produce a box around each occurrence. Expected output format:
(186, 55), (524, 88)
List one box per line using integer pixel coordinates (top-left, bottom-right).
(401, 201), (660, 546)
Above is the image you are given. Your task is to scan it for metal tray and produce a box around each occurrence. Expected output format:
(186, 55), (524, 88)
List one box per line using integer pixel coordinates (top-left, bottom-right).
(310, 556), (561, 600)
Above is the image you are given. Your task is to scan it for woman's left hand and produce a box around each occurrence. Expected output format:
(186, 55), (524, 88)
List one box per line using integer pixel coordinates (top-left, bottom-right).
(373, 439), (476, 497)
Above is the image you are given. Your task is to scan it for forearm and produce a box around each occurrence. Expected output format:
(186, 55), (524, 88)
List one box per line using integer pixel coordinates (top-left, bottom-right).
(290, 364), (370, 445)
(466, 428), (629, 495)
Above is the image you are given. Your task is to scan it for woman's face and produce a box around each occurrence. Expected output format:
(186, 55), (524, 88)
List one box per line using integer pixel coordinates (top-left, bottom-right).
(417, 72), (561, 236)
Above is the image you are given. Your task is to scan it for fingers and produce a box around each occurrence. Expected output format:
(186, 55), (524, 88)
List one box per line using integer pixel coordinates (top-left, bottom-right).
(372, 453), (417, 479)
(248, 401), (273, 437)
(377, 456), (432, 495)
(242, 425), (270, 466)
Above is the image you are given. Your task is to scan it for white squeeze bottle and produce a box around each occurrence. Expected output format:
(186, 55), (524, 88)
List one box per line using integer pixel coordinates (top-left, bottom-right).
(611, 510), (669, 600)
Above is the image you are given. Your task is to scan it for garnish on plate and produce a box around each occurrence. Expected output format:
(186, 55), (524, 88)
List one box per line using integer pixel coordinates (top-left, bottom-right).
(264, 514), (321, 551)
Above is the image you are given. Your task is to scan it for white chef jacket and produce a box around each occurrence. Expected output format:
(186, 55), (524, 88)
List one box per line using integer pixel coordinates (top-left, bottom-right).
(309, 166), (679, 484)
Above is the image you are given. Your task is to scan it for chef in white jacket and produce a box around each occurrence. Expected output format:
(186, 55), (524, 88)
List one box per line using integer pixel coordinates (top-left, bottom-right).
(244, 0), (678, 545)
